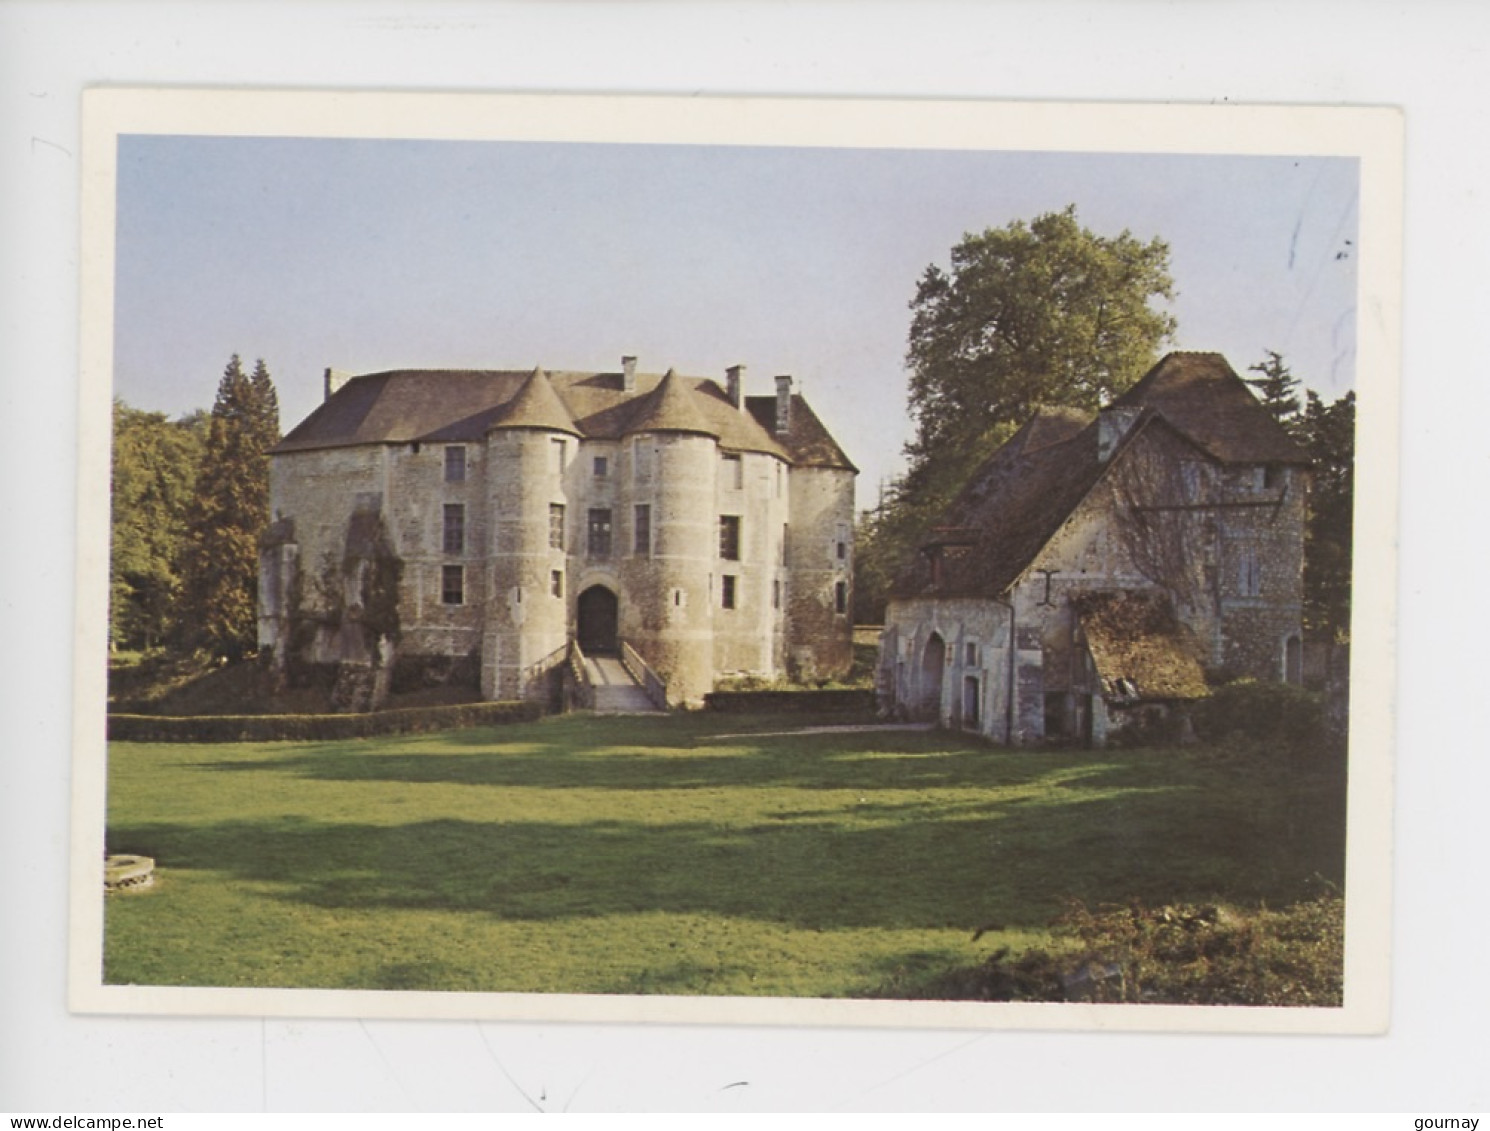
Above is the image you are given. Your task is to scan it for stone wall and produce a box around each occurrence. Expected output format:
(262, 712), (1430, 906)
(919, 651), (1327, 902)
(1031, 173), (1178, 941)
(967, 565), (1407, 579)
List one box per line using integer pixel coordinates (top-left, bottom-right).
(785, 465), (856, 680)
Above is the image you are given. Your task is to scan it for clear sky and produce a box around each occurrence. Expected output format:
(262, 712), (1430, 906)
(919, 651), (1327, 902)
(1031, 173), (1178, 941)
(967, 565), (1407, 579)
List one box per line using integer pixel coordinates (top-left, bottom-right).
(113, 136), (1358, 500)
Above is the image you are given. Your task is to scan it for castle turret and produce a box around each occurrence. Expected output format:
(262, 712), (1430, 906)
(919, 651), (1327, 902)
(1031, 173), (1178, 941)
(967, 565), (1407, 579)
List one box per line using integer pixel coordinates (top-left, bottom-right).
(482, 366), (581, 699)
(619, 369), (721, 704)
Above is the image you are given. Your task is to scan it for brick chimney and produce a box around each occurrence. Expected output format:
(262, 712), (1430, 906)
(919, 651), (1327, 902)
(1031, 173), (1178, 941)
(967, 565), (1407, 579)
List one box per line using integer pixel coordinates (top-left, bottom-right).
(622, 355), (637, 393)
(774, 374), (793, 434)
(324, 367), (352, 401)
(725, 364), (745, 410)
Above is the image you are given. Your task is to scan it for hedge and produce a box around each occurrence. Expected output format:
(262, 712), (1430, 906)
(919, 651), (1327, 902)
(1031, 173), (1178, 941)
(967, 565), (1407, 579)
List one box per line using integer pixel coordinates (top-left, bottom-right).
(702, 689), (876, 714)
(108, 699), (543, 743)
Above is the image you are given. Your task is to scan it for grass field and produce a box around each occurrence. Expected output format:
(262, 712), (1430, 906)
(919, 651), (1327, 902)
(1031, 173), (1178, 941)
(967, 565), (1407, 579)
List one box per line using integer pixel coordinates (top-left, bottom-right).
(104, 712), (1345, 998)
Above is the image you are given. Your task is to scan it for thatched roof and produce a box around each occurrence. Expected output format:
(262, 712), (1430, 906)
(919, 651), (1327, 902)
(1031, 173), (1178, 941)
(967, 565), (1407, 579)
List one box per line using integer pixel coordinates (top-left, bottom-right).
(1073, 590), (1210, 701)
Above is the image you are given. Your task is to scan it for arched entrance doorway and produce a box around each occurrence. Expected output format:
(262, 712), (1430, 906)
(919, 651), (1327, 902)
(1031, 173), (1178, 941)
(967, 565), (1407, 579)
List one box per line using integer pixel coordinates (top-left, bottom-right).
(577, 585), (619, 655)
(918, 632), (946, 721)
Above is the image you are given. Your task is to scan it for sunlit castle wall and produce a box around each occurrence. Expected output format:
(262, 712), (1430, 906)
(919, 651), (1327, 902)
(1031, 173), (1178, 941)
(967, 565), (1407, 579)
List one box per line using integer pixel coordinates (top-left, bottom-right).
(621, 428), (718, 706)
(482, 424), (573, 700)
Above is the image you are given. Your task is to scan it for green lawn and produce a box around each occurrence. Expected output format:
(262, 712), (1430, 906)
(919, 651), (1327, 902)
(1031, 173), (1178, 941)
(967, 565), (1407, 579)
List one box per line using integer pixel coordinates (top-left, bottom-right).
(104, 713), (1345, 998)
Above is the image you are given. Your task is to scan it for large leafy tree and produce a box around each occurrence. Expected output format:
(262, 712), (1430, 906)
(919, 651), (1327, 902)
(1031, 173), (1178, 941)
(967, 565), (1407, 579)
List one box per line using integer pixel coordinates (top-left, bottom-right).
(109, 401), (206, 649)
(855, 206), (1176, 622)
(178, 355), (281, 659)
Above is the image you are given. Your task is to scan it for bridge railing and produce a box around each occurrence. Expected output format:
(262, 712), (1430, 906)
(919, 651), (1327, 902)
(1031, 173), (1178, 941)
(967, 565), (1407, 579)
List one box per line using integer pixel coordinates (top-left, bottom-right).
(620, 640), (670, 710)
(567, 639), (594, 710)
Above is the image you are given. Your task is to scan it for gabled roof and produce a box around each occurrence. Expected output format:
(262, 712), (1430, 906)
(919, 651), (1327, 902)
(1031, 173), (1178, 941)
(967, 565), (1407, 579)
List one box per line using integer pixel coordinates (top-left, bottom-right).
(1073, 590), (1210, 701)
(1109, 351), (1308, 465)
(890, 351), (1300, 601)
(273, 364), (853, 469)
(890, 406), (1107, 598)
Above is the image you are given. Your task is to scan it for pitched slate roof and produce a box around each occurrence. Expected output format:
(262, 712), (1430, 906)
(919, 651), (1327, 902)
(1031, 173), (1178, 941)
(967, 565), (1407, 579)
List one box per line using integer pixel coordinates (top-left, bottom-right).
(273, 365), (852, 469)
(891, 351), (1298, 600)
(1108, 351), (1308, 465)
(481, 367), (583, 436)
(624, 369), (719, 438)
(1073, 590), (1210, 701)
(890, 406), (1107, 598)
(745, 395), (858, 472)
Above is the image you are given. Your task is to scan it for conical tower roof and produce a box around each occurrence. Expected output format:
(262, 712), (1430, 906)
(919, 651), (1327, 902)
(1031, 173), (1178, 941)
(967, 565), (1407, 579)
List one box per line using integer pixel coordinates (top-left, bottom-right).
(624, 368), (719, 438)
(486, 366), (582, 436)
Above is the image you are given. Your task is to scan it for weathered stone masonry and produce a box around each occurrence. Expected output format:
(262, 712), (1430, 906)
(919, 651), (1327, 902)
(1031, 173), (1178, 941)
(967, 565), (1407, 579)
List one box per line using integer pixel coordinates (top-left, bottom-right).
(879, 352), (1310, 746)
(259, 360), (857, 708)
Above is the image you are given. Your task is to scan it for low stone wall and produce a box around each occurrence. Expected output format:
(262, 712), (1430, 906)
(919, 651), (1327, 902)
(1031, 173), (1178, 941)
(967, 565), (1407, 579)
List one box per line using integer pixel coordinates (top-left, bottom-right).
(702, 689), (875, 714)
(108, 699), (542, 743)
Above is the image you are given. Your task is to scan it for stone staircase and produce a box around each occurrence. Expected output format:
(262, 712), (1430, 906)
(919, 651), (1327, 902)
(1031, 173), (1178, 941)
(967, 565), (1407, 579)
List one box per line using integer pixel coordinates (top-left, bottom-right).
(586, 655), (665, 714)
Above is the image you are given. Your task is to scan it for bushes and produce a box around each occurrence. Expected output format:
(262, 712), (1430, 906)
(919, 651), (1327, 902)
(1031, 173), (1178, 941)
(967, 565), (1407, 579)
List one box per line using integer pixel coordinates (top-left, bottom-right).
(703, 689), (875, 714)
(1197, 679), (1324, 748)
(108, 699), (542, 743)
(900, 894), (1344, 1007)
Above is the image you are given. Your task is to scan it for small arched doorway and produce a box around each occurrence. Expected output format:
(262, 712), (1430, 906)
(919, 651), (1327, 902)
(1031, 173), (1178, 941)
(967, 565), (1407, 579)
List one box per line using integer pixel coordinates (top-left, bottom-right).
(577, 585), (619, 655)
(918, 632), (946, 721)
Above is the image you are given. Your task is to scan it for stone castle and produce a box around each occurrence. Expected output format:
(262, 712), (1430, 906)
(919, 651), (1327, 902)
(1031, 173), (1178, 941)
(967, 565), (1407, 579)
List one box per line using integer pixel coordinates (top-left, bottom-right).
(878, 352), (1310, 746)
(258, 358), (857, 707)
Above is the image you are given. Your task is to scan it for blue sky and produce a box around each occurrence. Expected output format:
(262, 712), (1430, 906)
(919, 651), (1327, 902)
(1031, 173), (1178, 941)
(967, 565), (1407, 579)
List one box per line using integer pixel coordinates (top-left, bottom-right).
(114, 136), (1358, 499)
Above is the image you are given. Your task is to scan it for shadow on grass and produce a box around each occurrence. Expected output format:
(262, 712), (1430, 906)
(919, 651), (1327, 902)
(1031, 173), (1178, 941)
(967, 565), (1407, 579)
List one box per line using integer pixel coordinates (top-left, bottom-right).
(110, 760), (1344, 937)
(185, 725), (1110, 795)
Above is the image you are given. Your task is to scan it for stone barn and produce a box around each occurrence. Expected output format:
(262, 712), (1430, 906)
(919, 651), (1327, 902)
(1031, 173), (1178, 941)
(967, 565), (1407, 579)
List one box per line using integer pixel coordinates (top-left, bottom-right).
(259, 358), (857, 708)
(878, 352), (1310, 746)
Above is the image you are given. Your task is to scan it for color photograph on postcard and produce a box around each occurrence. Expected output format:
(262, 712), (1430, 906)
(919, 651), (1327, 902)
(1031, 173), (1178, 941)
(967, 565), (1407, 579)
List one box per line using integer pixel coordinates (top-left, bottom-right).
(72, 91), (1401, 1032)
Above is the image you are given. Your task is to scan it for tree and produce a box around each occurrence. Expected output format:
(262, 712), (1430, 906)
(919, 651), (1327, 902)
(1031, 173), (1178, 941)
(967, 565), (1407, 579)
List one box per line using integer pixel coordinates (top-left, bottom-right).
(855, 206), (1177, 621)
(109, 400), (205, 649)
(1296, 388), (1355, 640)
(178, 355), (281, 659)
(1246, 349), (1302, 425)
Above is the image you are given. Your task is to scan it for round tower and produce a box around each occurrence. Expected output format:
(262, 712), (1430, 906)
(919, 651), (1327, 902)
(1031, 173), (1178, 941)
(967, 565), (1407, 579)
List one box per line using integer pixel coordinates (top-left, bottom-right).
(482, 367), (580, 700)
(618, 369), (720, 705)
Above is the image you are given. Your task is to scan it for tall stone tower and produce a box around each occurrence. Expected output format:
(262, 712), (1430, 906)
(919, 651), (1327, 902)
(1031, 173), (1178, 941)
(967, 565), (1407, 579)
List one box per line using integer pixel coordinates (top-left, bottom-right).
(482, 367), (580, 700)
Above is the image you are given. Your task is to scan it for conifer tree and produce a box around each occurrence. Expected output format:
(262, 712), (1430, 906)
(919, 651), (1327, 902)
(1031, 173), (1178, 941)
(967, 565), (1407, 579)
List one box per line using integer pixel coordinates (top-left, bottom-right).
(178, 354), (281, 659)
(1246, 349), (1302, 425)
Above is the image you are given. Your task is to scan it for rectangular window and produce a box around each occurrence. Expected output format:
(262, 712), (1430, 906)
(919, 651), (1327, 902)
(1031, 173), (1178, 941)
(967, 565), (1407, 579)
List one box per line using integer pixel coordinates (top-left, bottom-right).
(444, 445), (466, 482)
(441, 565), (464, 605)
(551, 570), (563, 598)
(775, 461), (783, 498)
(835, 580), (848, 615)
(721, 574), (737, 610)
(966, 642), (979, 667)
(634, 503), (651, 556)
(772, 578), (781, 610)
(633, 439), (651, 481)
(593, 455), (609, 478)
(549, 503), (565, 550)
(550, 437), (567, 474)
(722, 452), (743, 489)
(837, 540), (847, 561)
(1238, 545), (1262, 596)
(781, 523), (789, 565)
(587, 508), (613, 558)
(443, 503), (465, 555)
(719, 515), (741, 561)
